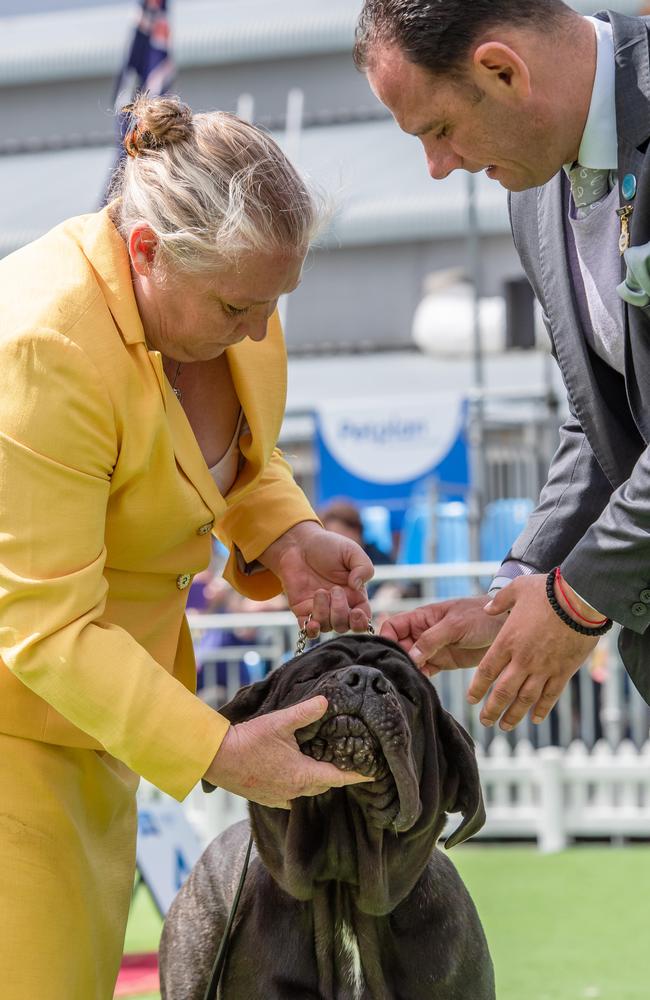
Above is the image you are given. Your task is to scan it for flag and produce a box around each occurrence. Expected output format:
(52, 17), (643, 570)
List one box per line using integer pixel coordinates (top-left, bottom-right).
(102, 0), (175, 202)
(113, 0), (175, 121)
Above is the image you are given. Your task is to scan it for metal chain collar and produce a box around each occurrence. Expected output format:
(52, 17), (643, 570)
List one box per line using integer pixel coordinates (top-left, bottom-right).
(295, 613), (375, 656)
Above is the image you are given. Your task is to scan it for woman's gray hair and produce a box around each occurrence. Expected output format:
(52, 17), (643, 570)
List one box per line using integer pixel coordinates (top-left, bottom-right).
(109, 94), (323, 275)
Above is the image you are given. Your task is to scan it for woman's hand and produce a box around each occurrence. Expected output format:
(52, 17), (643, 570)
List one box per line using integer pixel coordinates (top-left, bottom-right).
(204, 696), (371, 808)
(259, 521), (373, 636)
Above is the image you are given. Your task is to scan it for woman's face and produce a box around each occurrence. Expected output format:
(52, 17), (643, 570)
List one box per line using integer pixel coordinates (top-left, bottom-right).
(131, 235), (304, 361)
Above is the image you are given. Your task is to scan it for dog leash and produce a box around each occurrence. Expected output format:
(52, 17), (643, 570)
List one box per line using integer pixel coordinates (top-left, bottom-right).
(202, 833), (253, 1000)
(202, 614), (374, 999)
(295, 612), (375, 655)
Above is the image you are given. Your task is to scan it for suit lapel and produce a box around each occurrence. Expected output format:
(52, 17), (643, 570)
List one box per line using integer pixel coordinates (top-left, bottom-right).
(536, 173), (628, 484)
(148, 348), (228, 518)
(609, 10), (650, 441)
(535, 12), (650, 479)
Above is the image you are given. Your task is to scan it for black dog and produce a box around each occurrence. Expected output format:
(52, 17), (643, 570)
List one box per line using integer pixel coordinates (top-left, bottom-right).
(159, 634), (495, 999)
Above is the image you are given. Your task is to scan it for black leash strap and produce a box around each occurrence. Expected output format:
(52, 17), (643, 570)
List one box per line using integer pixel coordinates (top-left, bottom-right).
(202, 833), (253, 1000)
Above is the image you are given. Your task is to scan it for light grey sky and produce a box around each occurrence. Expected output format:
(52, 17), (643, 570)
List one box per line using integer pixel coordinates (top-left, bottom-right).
(0, 0), (117, 12)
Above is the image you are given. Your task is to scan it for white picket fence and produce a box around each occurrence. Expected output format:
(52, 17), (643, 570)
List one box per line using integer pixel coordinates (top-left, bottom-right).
(476, 736), (650, 852)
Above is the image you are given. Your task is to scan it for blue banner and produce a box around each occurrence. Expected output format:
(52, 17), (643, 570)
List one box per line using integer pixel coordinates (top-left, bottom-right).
(315, 393), (469, 529)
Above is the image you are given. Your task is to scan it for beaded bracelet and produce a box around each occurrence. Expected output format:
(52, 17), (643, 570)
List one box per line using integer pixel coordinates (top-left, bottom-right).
(554, 567), (608, 626)
(545, 569), (613, 636)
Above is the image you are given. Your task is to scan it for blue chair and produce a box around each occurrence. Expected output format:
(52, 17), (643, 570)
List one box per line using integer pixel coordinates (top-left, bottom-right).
(397, 499), (433, 565)
(397, 499), (472, 597)
(360, 505), (393, 557)
(433, 501), (472, 598)
(480, 498), (535, 563)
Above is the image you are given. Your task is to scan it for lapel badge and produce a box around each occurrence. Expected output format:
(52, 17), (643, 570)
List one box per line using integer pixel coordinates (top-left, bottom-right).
(621, 173), (637, 201)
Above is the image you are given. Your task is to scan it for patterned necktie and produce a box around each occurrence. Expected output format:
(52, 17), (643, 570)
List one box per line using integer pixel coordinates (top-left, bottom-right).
(567, 163), (615, 217)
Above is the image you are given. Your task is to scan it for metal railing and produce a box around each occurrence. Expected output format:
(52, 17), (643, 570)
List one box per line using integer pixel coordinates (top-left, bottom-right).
(188, 562), (650, 752)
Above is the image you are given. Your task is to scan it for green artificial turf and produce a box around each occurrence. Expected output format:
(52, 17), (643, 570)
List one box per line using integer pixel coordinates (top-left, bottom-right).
(452, 845), (650, 1000)
(122, 846), (650, 1000)
(124, 883), (163, 954)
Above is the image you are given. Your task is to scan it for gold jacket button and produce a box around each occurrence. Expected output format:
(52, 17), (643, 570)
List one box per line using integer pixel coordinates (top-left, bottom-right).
(176, 573), (192, 590)
(197, 521), (214, 536)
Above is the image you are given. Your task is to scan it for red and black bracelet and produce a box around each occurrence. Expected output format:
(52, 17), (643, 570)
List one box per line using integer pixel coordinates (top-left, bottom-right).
(545, 569), (612, 636)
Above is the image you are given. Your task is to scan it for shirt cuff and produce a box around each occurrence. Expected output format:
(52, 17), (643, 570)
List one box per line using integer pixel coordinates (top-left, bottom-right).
(488, 559), (538, 597)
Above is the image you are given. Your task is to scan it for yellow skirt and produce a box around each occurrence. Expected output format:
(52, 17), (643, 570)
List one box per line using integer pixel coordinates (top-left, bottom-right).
(0, 732), (139, 1000)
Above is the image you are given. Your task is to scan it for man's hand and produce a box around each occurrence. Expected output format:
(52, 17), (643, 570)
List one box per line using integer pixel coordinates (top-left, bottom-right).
(203, 696), (371, 808)
(380, 595), (507, 674)
(259, 521), (373, 636)
(473, 574), (599, 730)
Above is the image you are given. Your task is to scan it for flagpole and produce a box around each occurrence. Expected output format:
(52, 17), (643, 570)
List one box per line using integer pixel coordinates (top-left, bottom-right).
(236, 93), (255, 123)
(101, 0), (175, 206)
(278, 88), (305, 336)
(466, 171), (485, 563)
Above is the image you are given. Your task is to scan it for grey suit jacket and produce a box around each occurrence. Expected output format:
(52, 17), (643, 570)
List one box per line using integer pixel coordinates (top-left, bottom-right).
(507, 11), (650, 702)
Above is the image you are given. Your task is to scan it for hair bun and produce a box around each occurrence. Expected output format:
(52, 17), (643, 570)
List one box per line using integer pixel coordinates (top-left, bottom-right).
(122, 94), (193, 158)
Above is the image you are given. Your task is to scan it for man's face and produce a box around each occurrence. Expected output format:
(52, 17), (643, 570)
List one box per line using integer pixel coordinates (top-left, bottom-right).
(367, 43), (561, 192)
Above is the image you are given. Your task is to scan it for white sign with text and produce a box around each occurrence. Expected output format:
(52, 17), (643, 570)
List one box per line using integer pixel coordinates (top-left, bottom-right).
(316, 393), (464, 484)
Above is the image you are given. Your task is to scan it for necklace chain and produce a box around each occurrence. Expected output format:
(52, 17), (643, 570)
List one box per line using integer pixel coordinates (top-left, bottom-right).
(172, 361), (182, 402)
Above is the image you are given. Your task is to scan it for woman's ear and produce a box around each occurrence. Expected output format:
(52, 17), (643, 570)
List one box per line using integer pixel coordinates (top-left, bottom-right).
(128, 224), (159, 276)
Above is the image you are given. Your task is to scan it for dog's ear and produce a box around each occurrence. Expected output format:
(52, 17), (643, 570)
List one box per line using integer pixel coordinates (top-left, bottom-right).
(218, 669), (282, 724)
(436, 708), (486, 849)
(201, 670), (283, 794)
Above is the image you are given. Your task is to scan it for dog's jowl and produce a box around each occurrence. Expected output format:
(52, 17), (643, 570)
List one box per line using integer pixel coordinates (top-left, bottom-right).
(159, 634), (495, 999)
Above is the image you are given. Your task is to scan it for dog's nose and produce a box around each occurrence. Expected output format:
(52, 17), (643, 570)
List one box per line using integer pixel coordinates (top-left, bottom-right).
(341, 666), (390, 695)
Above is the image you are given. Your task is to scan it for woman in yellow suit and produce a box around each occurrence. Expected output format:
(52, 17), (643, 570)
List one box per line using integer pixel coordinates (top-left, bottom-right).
(0, 96), (373, 999)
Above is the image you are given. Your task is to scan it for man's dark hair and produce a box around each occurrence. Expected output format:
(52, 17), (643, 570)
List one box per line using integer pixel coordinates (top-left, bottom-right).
(354, 0), (573, 77)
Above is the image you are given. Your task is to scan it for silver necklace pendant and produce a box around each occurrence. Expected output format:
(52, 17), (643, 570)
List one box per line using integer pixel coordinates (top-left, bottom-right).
(171, 360), (183, 403)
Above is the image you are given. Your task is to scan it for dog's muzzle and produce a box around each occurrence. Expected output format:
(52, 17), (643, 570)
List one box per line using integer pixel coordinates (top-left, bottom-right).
(295, 663), (421, 831)
(300, 712), (387, 779)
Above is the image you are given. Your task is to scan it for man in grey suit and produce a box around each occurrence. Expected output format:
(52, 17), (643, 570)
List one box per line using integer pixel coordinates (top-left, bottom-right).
(355, 1), (650, 731)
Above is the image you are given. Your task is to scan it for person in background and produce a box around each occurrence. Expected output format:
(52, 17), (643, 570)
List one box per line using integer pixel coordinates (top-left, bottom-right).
(354, 0), (650, 732)
(196, 591), (289, 703)
(319, 498), (394, 563)
(0, 94), (373, 1000)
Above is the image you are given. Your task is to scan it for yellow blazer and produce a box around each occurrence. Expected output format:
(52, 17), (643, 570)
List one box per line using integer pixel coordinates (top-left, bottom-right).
(0, 208), (317, 799)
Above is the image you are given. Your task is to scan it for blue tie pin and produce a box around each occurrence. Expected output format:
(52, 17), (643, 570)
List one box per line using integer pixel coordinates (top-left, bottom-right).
(622, 173), (637, 201)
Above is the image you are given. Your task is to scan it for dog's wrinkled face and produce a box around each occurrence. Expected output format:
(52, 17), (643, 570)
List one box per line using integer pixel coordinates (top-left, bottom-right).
(216, 635), (485, 912)
(292, 650), (424, 831)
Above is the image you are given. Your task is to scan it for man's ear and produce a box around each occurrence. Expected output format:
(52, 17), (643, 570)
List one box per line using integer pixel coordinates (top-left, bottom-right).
(472, 41), (532, 102)
(436, 708), (486, 849)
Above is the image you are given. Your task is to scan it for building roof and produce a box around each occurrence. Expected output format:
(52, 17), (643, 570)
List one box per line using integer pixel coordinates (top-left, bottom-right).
(0, 118), (510, 258)
(0, 0), (640, 87)
(0, 0), (359, 87)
